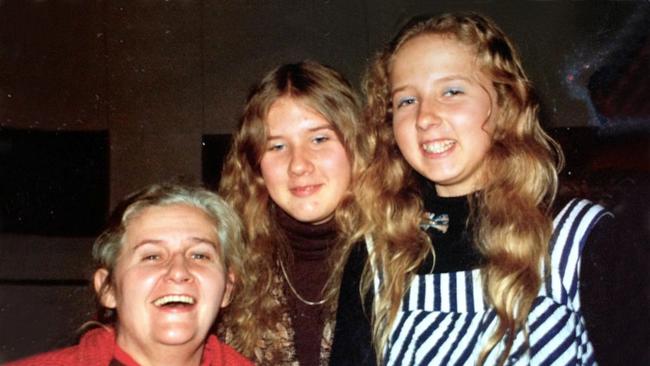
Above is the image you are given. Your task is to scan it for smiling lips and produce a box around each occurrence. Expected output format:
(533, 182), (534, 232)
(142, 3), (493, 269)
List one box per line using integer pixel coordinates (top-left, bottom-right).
(153, 294), (196, 307)
(422, 140), (455, 154)
(289, 184), (322, 197)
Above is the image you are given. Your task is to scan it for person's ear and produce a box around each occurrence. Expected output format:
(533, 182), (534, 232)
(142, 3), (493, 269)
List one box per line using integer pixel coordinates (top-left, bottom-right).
(93, 268), (116, 309)
(220, 271), (236, 308)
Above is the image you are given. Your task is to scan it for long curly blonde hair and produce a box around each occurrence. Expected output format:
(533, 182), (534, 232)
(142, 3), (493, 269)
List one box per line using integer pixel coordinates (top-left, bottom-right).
(359, 12), (562, 365)
(218, 60), (372, 364)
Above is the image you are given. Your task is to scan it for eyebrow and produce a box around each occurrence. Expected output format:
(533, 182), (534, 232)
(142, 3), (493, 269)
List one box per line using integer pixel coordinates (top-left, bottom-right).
(188, 237), (219, 248)
(391, 84), (410, 96)
(132, 237), (219, 251)
(266, 124), (335, 140)
(391, 75), (474, 96)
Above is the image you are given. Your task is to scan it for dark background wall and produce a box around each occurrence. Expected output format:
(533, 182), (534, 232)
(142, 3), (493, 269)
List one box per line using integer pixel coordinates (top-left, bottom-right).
(0, 0), (648, 362)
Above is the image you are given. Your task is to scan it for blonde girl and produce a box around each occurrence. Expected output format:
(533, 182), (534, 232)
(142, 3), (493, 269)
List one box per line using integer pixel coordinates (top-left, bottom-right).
(330, 12), (634, 366)
(219, 60), (372, 365)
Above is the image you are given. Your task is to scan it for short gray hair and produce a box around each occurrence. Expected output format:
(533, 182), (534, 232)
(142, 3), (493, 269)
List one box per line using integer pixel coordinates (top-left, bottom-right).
(92, 183), (245, 322)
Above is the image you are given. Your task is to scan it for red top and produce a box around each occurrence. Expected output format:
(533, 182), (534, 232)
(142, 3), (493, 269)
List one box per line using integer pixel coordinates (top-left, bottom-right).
(6, 327), (252, 366)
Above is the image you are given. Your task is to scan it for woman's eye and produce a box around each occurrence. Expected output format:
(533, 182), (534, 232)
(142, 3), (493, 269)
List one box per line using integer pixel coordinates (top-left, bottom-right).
(396, 96), (416, 109)
(142, 254), (160, 262)
(191, 252), (213, 261)
(442, 87), (464, 97)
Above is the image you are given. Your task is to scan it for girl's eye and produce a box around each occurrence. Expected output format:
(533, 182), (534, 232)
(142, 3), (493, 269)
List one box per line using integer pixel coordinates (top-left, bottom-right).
(442, 87), (464, 97)
(268, 143), (285, 152)
(312, 135), (330, 144)
(395, 96), (416, 109)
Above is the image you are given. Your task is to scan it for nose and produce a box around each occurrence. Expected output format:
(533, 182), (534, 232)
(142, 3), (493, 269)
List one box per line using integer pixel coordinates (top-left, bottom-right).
(288, 146), (314, 176)
(415, 99), (442, 130)
(165, 254), (193, 283)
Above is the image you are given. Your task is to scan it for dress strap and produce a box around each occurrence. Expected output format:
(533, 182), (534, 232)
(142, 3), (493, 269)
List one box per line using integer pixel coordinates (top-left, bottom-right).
(547, 198), (612, 311)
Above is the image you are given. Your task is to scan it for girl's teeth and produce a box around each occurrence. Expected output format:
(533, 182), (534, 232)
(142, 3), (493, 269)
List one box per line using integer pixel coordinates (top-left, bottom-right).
(422, 141), (454, 153)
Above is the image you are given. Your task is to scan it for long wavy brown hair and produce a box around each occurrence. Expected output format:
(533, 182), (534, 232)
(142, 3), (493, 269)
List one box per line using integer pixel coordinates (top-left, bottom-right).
(218, 60), (372, 364)
(359, 12), (562, 365)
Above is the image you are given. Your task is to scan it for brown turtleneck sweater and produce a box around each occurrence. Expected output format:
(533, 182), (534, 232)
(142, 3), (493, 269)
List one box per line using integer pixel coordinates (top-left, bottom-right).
(276, 208), (338, 366)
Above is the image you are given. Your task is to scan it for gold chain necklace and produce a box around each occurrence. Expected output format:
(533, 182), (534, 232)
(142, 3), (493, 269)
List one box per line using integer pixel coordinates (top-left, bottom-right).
(278, 259), (327, 306)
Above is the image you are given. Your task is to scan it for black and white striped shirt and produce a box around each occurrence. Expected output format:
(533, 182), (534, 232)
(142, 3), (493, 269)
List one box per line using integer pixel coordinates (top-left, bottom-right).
(383, 199), (611, 365)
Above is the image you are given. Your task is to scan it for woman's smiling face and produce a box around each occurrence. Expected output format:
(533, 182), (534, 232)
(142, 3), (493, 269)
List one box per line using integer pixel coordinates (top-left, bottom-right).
(95, 204), (232, 360)
(390, 34), (498, 197)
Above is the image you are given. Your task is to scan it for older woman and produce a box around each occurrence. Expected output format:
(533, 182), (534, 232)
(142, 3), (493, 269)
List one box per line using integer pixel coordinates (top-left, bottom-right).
(8, 183), (252, 366)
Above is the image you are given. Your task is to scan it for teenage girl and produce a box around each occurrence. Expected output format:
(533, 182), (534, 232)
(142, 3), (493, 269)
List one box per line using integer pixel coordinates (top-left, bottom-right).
(331, 12), (646, 366)
(219, 61), (371, 365)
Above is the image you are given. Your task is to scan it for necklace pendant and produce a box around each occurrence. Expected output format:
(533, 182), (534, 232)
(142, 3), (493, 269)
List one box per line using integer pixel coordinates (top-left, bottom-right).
(421, 212), (450, 233)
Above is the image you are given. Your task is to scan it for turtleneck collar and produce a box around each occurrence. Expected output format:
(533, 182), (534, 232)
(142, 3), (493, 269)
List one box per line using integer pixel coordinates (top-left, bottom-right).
(416, 174), (483, 273)
(418, 174), (470, 214)
(274, 206), (338, 260)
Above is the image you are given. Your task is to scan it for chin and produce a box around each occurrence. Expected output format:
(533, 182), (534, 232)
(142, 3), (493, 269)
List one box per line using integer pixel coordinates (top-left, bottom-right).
(419, 168), (459, 184)
(155, 328), (202, 346)
(298, 212), (333, 224)
(288, 208), (324, 223)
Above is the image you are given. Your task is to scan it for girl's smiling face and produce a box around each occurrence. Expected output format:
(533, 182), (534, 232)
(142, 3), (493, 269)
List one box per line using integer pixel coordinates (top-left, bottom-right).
(390, 34), (498, 197)
(260, 97), (352, 224)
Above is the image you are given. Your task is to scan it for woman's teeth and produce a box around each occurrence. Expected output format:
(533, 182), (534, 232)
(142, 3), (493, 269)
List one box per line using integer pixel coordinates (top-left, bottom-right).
(153, 295), (195, 307)
(422, 140), (454, 153)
